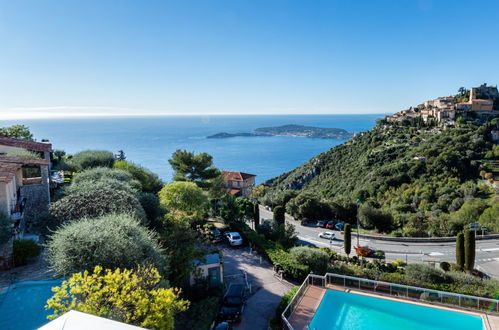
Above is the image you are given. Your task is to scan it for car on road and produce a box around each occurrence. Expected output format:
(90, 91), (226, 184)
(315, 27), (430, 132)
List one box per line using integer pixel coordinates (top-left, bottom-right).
(219, 283), (246, 322)
(317, 220), (327, 228)
(226, 232), (243, 247)
(318, 232), (335, 240)
(335, 222), (345, 231)
(325, 221), (335, 230)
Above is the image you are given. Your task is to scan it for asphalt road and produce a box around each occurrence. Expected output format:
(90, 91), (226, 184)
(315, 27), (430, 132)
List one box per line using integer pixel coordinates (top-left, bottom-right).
(258, 206), (499, 276)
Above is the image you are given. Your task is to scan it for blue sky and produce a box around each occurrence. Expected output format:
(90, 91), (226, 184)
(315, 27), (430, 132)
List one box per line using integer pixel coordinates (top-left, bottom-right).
(1, 0), (499, 119)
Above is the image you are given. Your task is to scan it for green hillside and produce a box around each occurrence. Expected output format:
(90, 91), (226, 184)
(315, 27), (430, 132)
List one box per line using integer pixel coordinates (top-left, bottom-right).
(263, 117), (499, 237)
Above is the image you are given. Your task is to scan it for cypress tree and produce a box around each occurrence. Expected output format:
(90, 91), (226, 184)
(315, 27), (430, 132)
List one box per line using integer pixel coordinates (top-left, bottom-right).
(464, 229), (475, 272)
(455, 232), (465, 270)
(273, 206), (285, 225)
(253, 203), (260, 230)
(344, 223), (351, 256)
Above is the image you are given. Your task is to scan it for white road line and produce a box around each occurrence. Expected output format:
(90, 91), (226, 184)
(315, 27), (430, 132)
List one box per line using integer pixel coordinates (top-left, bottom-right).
(480, 248), (499, 252)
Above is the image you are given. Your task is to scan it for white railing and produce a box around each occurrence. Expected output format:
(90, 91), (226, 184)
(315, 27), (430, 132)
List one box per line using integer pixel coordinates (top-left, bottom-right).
(282, 272), (499, 329)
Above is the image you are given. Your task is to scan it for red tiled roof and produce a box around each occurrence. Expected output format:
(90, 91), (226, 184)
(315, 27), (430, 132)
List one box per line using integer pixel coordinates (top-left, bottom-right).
(222, 171), (256, 181)
(0, 136), (52, 152)
(228, 189), (241, 196)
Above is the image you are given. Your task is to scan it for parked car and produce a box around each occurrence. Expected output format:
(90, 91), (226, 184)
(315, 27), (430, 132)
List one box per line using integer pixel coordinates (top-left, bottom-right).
(213, 322), (232, 330)
(325, 221), (335, 230)
(226, 232), (243, 246)
(300, 218), (310, 226)
(211, 228), (223, 243)
(318, 232), (335, 240)
(219, 284), (246, 323)
(335, 222), (345, 231)
(317, 220), (326, 228)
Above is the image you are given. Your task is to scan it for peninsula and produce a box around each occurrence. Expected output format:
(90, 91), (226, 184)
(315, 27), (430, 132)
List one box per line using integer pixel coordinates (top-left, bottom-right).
(207, 124), (353, 139)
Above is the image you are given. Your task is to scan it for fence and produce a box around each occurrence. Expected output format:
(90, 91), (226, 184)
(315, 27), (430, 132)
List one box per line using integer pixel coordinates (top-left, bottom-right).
(282, 273), (499, 330)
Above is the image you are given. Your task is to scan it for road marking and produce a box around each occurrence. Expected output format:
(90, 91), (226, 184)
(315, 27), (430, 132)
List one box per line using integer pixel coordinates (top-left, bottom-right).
(480, 248), (499, 252)
(298, 236), (342, 249)
(429, 252), (444, 256)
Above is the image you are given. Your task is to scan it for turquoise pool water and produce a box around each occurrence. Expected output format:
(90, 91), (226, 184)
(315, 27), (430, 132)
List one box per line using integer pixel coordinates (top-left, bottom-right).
(309, 290), (485, 330)
(0, 280), (63, 330)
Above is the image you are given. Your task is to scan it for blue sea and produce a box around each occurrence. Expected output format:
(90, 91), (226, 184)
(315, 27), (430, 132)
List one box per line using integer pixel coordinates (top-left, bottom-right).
(0, 115), (381, 183)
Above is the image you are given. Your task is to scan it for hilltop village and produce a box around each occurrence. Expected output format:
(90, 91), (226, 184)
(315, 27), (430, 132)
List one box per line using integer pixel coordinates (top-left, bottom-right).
(385, 83), (499, 123)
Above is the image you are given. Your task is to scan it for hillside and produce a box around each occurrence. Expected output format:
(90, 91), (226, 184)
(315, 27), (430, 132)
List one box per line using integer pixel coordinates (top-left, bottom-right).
(207, 124), (353, 139)
(263, 117), (499, 237)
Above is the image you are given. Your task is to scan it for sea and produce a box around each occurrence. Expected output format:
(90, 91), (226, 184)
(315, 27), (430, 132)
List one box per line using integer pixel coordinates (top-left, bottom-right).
(0, 114), (382, 184)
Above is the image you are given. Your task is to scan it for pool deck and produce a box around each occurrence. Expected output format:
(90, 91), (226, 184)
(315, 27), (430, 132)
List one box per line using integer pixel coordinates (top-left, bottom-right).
(288, 285), (326, 330)
(288, 284), (498, 330)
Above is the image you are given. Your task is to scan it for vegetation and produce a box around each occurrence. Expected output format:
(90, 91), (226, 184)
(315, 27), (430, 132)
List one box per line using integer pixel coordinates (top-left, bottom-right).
(158, 182), (208, 224)
(168, 150), (220, 188)
(70, 150), (115, 170)
(273, 205), (285, 224)
(344, 223), (351, 256)
(114, 160), (163, 193)
(13, 239), (41, 266)
(264, 118), (499, 236)
(253, 203), (260, 229)
(455, 232), (464, 269)
(46, 214), (167, 276)
(464, 229), (476, 271)
(270, 286), (298, 329)
(71, 167), (140, 190)
(6, 150), (42, 159)
(290, 246), (329, 274)
(46, 266), (189, 330)
(0, 124), (34, 140)
(0, 212), (12, 246)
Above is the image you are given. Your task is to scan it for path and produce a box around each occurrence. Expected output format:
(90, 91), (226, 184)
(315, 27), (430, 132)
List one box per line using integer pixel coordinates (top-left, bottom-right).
(222, 245), (294, 330)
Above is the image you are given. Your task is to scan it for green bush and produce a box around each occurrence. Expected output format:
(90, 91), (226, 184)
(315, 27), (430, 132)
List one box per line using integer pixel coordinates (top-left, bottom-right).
(13, 239), (41, 266)
(47, 213), (168, 276)
(455, 232), (465, 269)
(439, 261), (450, 272)
(71, 167), (140, 190)
(114, 160), (164, 193)
(139, 192), (161, 225)
(405, 263), (450, 284)
(49, 187), (146, 224)
(64, 177), (138, 197)
(175, 296), (221, 330)
(464, 229), (475, 271)
(290, 246), (329, 274)
(273, 206), (285, 224)
(70, 150), (115, 171)
(270, 286), (298, 329)
(5, 150), (41, 159)
(344, 223), (351, 256)
(0, 212), (12, 246)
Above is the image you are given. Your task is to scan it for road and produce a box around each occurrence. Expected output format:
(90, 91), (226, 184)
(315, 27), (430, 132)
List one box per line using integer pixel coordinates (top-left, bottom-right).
(258, 206), (499, 276)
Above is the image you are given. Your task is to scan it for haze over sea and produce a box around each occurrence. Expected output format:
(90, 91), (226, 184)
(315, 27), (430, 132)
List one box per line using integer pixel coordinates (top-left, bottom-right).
(0, 114), (381, 183)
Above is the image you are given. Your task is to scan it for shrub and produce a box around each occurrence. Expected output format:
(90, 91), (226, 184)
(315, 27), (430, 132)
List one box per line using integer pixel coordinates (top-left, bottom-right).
(268, 249), (310, 281)
(344, 223), (351, 256)
(273, 206), (285, 224)
(49, 187), (146, 224)
(290, 246), (329, 274)
(46, 213), (167, 276)
(5, 150), (41, 159)
(0, 212), (12, 246)
(455, 232), (465, 270)
(440, 261), (450, 272)
(46, 265), (188, 329)
(13, 239), (41, 266)
(64, 177), (138, 196)
(114, 160), (164, 193)
(71, 167), (140, 190)
(464, 229), (475, 271)
(175, 296), (221, 330)
(158, 182), (208, 224)
(70, 150), (115, 170)
(30, 211), (59, 237)
(139, 192), (162, 225)
(405, 263), (450, 284)
(358, 204), (393, 233)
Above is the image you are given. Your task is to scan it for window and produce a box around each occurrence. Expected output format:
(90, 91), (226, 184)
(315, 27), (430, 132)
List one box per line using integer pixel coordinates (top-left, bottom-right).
(22, 165), (42, 185)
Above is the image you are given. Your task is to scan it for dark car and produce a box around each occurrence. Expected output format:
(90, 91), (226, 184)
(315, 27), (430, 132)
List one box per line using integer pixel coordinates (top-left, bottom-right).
(218, 284), (245, 322)
(213, 321), (233, 330)
(335, 222), (345, 231)
(325, 221), (335, 229)
(317, 220), (326, 228)
(300, 218), (310, 226)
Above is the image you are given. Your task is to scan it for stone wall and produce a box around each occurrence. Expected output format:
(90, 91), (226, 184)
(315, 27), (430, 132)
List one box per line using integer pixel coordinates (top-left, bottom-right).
(19, 165), (50, 232)
(0, 238), (13, 270)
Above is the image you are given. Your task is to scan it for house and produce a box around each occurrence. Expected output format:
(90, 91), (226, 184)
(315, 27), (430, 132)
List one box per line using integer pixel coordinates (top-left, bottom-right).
(190, 252), (223, 287)
(222, 171), (256, 198)
(0, 137), (52, 269)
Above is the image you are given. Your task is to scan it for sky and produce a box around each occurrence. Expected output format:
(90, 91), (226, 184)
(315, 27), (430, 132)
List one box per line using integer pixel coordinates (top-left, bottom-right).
(1, 0), (499, 119)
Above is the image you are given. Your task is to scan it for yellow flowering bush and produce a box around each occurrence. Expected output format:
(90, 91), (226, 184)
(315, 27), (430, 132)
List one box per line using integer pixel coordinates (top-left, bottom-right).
(46, 265), (189, 330)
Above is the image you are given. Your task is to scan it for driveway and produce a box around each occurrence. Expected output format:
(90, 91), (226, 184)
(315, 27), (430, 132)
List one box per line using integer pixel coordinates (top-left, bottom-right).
(221, 245), (294, 330)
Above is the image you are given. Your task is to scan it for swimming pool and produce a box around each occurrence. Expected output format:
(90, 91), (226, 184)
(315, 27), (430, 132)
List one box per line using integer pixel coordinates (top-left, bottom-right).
(0, 279), (63, 330)
(309, 289), (485, 330)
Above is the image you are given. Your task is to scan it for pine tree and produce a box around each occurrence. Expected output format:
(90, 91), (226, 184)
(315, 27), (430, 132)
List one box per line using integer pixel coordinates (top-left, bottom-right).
(273, 206), (285, 225)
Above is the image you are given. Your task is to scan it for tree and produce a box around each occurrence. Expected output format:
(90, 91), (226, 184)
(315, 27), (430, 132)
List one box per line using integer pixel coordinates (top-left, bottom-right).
(139, 192), (162, 226)
(46, 265), (189, 330)
(158, 182), (208, 224)
(50, 187), (147, 224)
(464, 229), (475, 272)
(253, 203), (260, 229)
(0, 125), (33, 140)
(47, 213), (168, 276)
(70, 150), (115, 171)
(168, 150), (220, 188)
(53, 149), (66, 162)
(357, 204), (393, 233)
(344, 223), (351, 256)
(114, 160), (164, 193)
(290, 246), (329, 274)
(273, 205), (285, 225)
(285, 193), (326, 220)
(115, 149), (126, 161)
(455, 232), (465, 270)
(478, 202), (499, 232)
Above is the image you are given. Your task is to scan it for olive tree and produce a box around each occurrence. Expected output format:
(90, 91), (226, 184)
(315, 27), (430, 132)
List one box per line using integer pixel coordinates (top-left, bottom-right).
(70, 150), (115, 171)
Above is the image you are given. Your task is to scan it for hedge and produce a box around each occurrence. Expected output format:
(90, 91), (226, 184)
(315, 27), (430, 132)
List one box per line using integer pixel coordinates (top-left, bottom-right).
(230, 222), (309, 282)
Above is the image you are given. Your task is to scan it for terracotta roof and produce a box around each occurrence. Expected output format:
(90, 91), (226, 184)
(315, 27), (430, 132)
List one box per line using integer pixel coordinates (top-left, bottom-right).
(0, 156), (49, 183)
(222, 171), (256, 181)
(0, 136), (52, 152)
(228, 189), (241, 196)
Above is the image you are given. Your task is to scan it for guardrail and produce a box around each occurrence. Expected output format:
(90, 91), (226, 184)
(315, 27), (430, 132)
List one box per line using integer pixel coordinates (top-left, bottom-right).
(282, 273), (499, 329)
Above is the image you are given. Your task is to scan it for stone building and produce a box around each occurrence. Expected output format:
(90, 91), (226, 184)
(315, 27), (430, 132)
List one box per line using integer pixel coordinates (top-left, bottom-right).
(222, 171), (256, 198)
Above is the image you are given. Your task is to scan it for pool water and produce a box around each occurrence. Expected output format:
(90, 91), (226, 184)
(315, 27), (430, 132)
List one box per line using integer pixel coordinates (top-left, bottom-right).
(0, 280), (63, 330)
(309, 290), (485, 330)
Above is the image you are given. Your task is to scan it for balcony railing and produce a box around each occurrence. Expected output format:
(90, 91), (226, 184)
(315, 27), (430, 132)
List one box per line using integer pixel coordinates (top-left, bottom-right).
(282, 273), (499, 330)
